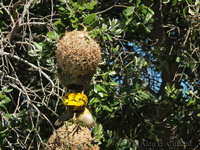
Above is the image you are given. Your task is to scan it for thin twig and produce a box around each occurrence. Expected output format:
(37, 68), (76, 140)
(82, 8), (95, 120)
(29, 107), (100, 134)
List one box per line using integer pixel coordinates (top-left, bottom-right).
(1, 52), (55, 89)
(0, 2), (15, 24)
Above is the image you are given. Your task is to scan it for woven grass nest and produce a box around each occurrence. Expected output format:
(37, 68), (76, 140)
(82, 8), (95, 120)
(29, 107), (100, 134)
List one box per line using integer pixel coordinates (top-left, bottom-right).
(56, 30), (101, 89)
(44, 124), (99, 150)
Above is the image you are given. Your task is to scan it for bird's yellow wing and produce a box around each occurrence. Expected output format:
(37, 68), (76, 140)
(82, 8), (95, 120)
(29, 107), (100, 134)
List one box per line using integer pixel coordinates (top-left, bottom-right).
(62, 93), (88, 111)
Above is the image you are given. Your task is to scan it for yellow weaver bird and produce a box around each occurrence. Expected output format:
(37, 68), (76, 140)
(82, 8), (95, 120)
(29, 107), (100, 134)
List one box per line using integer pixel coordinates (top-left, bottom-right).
(54, 108), (95, 128)
(62, 93), (88, 111)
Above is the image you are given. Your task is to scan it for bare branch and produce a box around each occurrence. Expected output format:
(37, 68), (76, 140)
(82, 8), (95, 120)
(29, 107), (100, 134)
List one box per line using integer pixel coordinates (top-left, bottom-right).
(1, 52), (55, 89)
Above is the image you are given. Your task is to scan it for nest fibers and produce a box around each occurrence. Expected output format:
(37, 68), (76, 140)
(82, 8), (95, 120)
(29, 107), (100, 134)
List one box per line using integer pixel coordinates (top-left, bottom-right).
(56, 30), (101, 89)
(45, 124), (99, 150)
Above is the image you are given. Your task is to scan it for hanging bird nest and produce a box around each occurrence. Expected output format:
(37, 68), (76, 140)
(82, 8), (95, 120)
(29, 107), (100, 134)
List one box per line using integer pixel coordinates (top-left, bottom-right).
(45, 124), (99, 150)
(56, 30), (101, 89)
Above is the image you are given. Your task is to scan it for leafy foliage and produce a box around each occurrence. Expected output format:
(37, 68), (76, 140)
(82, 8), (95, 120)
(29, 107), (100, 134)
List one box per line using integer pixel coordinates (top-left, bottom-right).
(0, 0), (199, 149)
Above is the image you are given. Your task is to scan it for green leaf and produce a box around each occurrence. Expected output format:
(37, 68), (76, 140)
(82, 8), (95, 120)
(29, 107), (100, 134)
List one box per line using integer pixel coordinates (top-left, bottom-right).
(172, 0), (177, 6)
(83, 13), (96, 24)
(92, 123), (103, 142)
(95, 107), (101, 113)
(106, 34), (113, 41)
(98, 92), (104, 97)
(47, 31), (60, 40)
(109, 81), (118, 86)
(183, 6), (188, 16)
(115, 29), (122, 35)
(77, 0), (84, 6)
(137, 0), (141, 5)
(78, 6), (85, 10)
(58, 0), (66, 3)
(144, 8), (154, 24)
(85, 1), (97, 10)
(176, 56), (181, 63)
(0, 10), (3, 15)
(195, 0), (200, 5)
(164, 62), (170, 74)
(188, 7), (195, 15)
(187, 98), (196, 106)
(102, 23), (108, 30)
(17, 109), (27, 117)
(165, 83), (175, 95)
(94, 84), (98, 93)
(4, 113), (13, 119)
(2, 88), (13, 93)
(123, 6), (135, 17)
(163, 0), (170, 4)
(70, 17), (78, 23)
(0, 94), (11, 105)
(96, 85), (107, 92)
(107, 71), (116, 76)
(53, 20), (65, 28)
(139, 91), (150, 99)
(33, 42), (43, 51)
(0, 104), (8, 112)
(72, 23), (78, 28)
(101, 105), (113, 112)
(112, 45), (120, 52)
(89, 97), (99, 105)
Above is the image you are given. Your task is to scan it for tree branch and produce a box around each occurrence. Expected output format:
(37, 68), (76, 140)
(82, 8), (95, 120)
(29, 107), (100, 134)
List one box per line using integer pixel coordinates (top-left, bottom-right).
(1, 52), (55, 89)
